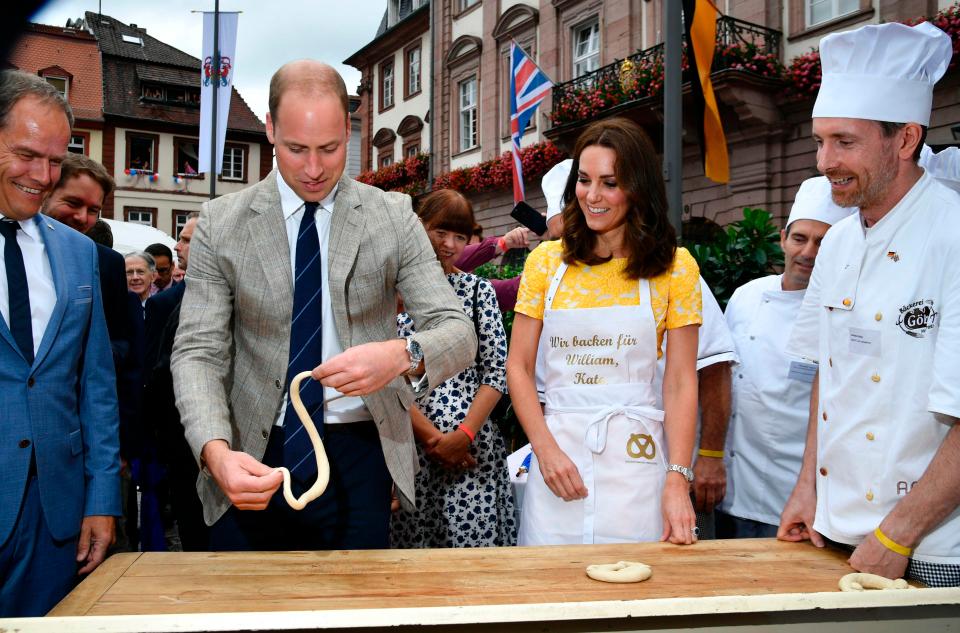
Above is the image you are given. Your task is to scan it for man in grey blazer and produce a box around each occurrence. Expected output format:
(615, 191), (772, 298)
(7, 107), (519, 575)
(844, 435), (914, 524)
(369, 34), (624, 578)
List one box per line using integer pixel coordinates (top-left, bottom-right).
(172, 60), (475, 550)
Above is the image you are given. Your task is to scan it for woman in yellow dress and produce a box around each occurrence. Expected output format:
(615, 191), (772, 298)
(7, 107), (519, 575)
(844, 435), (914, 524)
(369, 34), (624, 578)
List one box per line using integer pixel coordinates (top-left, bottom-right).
(506, 117), (702, 545)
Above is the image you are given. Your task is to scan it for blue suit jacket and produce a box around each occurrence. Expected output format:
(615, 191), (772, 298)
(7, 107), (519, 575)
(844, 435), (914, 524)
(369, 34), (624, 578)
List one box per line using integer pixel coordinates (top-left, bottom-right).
(0, 216), (121, 543)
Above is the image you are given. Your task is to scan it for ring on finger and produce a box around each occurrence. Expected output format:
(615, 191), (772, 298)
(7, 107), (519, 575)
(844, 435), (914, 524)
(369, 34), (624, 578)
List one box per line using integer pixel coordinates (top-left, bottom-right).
(692, 526), (700, 537)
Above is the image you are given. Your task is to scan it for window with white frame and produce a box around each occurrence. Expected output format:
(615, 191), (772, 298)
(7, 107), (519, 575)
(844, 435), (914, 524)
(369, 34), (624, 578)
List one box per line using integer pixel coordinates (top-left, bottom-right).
(44, 76), (68, 98)
(459, 0), (479, 11)
(221, 144), (245, 181)
(126, 208), (153, 226)
(173, 211), (191, 239)
(572, 19), (600, 78)
(459, 76), (478, 152)
(807, 0), (859, 27)
(407, 46), (421, 96)
(68, 134), (86, 154)
(381, 61), (395, 110)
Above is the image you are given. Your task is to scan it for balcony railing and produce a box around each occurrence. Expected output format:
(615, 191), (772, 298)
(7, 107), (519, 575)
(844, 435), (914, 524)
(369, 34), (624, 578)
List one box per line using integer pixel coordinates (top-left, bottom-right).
(550, 15), (782, 127)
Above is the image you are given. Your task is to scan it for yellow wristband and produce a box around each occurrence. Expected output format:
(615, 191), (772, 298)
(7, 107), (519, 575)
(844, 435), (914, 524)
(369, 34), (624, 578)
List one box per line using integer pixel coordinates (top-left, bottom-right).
(874, 527), (912, 557)
(697, 448), (724, 459)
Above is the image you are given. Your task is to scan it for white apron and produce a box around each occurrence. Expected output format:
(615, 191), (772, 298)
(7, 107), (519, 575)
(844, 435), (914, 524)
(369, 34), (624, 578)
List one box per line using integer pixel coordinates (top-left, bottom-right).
(519, 262), (666, 545)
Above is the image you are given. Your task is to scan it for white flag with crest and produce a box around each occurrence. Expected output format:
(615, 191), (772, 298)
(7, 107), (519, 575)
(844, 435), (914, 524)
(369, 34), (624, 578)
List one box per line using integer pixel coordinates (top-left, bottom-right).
(199, 11), (239, 174)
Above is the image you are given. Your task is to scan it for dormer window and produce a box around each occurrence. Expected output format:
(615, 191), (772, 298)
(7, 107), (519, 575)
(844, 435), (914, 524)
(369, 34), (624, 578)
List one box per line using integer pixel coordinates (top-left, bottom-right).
(122, 34), (143, 46)
(38, 66), (72, 99)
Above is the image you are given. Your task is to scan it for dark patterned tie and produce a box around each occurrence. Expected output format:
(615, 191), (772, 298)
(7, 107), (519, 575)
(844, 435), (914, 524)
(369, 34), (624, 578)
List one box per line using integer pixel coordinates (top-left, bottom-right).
(0, 220), (33, 364)
(283, 202), (324, 482)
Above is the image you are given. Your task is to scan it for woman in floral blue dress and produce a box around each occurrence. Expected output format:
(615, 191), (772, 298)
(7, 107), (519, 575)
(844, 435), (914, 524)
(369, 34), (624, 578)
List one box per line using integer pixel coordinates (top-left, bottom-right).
(392, 189), (517, 548)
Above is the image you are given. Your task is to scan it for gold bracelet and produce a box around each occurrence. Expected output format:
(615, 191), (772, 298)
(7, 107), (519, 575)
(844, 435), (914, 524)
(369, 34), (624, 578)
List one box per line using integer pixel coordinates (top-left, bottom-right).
(874, 527), (912, 557)
(697, 448), (724, 459)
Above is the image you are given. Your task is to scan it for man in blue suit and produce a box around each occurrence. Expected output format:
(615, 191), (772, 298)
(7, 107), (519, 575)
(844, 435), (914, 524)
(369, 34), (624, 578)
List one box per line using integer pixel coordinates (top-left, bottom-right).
(0, 71), (120, 616)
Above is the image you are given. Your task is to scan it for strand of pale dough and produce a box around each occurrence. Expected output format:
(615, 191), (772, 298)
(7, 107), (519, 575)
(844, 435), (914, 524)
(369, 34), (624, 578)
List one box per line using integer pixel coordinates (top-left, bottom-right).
(586, 561), (653, 583)
(838, 572), (914, 592)
(275, 371), (331, 510)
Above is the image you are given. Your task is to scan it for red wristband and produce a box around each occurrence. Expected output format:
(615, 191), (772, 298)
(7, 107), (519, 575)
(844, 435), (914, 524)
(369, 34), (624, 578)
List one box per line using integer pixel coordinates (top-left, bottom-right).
(457, 425), (476, 443)
(497, 237), (508, 253)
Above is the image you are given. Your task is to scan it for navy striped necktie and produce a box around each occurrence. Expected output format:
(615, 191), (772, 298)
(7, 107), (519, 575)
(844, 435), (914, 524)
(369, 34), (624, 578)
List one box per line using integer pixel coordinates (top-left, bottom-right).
(283, 201), (324, 482)
(0, 220), (33, 365)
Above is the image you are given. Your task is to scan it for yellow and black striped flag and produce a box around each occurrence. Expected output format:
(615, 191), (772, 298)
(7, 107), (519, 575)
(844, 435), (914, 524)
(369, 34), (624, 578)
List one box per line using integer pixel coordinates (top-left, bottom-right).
(682, 0), (729, 183)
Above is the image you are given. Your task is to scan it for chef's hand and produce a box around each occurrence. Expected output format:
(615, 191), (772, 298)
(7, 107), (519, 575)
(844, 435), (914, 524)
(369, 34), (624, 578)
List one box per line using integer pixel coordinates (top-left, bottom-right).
(692, 456), (726, 513)
(428, 431), (477, 470)
(777, 479), (824, 546)
(202, 439), (283, 510)
(535, 444), (587, 501)
(660, 473), (698, 545)
(848, 528), (910, 581)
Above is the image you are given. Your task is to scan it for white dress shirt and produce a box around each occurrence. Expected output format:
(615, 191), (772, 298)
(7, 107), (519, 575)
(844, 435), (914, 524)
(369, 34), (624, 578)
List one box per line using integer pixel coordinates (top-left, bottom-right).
(0, 213), (56, 358)
(274, 174), (371, 425)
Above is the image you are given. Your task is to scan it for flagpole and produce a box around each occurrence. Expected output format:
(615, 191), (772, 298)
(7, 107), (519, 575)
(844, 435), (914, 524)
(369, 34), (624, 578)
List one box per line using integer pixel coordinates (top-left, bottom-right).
(663, 0), (683, 235)
(209, 0), (220, 200)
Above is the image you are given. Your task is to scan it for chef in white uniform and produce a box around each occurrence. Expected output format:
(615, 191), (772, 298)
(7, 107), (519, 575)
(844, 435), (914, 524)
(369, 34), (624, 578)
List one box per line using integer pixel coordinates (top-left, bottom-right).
(718, 177), (853, 539)
(780, 21), (960, 587)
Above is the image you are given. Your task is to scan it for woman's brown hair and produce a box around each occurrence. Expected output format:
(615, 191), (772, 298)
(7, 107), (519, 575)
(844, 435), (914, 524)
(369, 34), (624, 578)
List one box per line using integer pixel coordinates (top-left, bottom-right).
(560, 117), (677, 279)
(416, 188), (475, 237)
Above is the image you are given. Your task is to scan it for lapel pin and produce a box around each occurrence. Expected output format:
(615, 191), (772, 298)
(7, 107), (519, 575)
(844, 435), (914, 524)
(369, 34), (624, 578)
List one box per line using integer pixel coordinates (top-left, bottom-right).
(886, 251), (899, 262)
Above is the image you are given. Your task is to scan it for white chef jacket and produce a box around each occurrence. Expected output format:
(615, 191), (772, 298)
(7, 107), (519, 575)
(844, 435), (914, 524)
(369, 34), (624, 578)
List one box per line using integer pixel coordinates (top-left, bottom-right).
(787, 172), (960, 564)
(653, 277), (738, 456)
(720, 274), (813, 526)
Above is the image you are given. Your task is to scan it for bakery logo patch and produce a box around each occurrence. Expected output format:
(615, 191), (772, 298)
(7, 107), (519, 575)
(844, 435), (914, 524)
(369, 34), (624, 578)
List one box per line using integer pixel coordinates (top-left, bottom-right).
(626, 433), (656, 460)
(897, 299), (938, 338)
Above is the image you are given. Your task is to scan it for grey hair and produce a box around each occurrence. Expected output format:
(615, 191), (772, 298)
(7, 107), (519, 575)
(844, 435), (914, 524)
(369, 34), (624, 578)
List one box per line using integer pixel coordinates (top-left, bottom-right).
(125, 251), (157, 272)
(0, 70), (75, 129)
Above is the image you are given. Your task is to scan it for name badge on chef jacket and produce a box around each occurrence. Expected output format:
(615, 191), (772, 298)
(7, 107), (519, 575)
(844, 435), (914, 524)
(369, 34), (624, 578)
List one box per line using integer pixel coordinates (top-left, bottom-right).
(849, 328), (882, 358)
(788, 360), (817, 383)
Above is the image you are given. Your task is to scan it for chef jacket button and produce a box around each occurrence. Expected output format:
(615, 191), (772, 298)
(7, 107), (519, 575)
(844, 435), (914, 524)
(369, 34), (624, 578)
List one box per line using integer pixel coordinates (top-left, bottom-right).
(822, 411), (828, 421)
(275, 378), (283, 390)
(261, 429), (269, 439)
(842, 298), (852, 307)
(828, 307), (834, 312)
(738, 373), (744, 379)
(871, 374), (881, 383)
(866, 432), (875, 441)
(865, 491), (874, 502)
(819, 467), (828, 476)
(875, 312), (882, 321)
(750, 336), (756, 340)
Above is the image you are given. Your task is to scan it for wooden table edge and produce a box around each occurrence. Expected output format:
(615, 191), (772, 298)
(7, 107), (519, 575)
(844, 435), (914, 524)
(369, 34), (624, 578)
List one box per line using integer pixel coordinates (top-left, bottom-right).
(46, 553), (142, 617)
(5, 586), (958, 632)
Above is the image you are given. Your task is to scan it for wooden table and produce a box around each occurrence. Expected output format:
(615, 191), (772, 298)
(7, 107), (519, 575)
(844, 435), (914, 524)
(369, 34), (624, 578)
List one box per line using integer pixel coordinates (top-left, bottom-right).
(3, 539), (959, 632)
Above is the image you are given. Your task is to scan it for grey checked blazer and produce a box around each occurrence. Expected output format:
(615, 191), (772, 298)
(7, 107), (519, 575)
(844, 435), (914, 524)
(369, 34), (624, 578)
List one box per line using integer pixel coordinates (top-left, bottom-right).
(171, 171), (476, 526)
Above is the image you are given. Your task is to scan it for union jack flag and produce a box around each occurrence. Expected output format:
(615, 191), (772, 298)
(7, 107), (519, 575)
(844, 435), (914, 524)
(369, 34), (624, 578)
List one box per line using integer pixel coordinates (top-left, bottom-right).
(509, 41), (553, 204)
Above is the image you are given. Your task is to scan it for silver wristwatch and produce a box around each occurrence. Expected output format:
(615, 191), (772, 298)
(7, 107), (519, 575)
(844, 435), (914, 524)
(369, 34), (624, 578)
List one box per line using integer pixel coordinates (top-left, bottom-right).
(666, 463), (695, 483)
(403, 336), (424, 375)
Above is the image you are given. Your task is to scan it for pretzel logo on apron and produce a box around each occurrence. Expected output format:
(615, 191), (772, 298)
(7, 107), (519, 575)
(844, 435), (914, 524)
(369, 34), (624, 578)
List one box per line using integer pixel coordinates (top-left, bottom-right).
(627, 433), (656, 460)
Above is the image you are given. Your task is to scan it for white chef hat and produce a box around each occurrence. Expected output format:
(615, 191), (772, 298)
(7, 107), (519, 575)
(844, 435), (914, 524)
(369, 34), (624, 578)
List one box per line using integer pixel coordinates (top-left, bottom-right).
(542, 159), (573, 221)
(813, 21), (953, 126)
(787, 176), (856, 228)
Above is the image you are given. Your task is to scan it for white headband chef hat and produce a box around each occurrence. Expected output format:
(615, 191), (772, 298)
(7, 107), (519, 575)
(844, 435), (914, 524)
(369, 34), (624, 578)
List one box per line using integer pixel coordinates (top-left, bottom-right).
(542, 159), (573, 221)
(812, 21), (952, 126)
(787, 176), (856, 228)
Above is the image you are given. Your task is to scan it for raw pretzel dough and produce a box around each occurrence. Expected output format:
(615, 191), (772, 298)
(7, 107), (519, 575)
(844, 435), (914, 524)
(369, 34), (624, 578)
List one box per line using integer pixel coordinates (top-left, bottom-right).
(275, 371), (331, 510)
(838, 572), (913, 592)
(586, 561), (653, 583)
